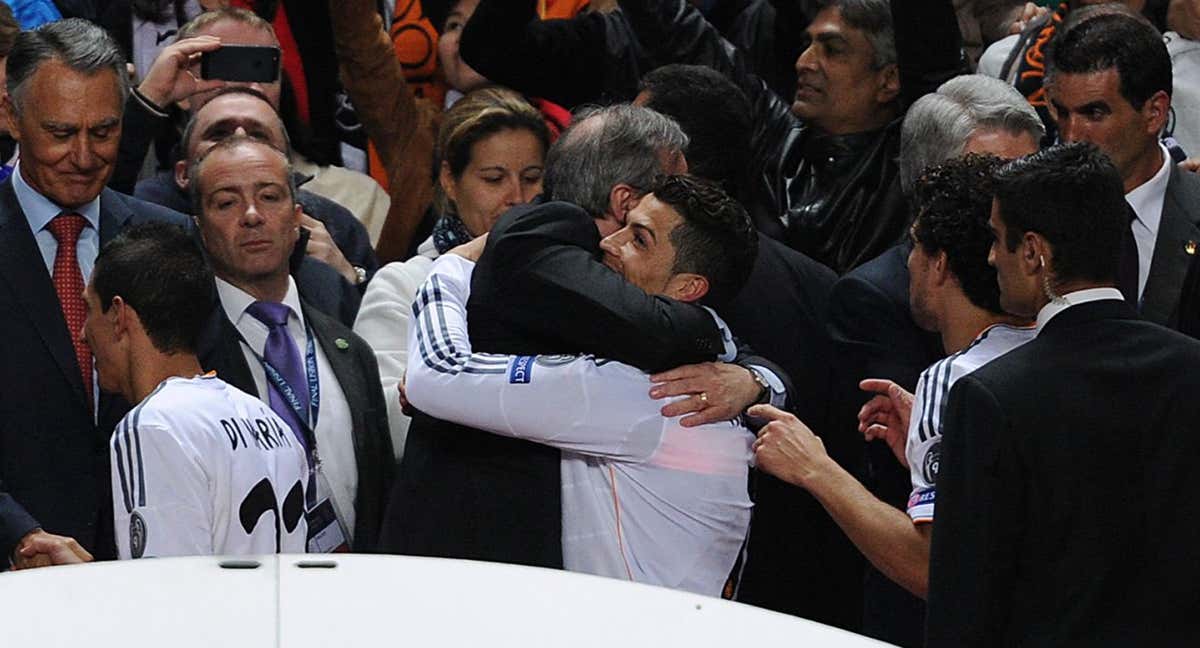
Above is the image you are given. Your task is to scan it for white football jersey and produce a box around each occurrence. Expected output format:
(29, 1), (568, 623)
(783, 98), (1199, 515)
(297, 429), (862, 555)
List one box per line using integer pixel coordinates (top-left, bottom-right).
(905, 324), (1035, 523)
(406, 255), (754, 596)
(111, 375), (309, 559)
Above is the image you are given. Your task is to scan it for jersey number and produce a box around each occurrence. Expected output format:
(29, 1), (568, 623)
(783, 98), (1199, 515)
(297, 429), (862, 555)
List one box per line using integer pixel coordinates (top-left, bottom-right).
(238, 478), (305, 552)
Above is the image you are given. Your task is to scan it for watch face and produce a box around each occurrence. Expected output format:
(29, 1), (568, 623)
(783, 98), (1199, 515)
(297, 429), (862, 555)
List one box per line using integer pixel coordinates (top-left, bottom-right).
(750, 369), (771, 403)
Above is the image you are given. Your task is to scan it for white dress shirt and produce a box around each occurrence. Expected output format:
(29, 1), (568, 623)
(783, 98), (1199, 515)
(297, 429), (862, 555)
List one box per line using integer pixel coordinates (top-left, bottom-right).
(13, 161), (101, 280)
(1125, 143), (1172, 301)
(215, 276), (358, 540)
(1035, 287), (1127, 333)
(14, 161), (102, 414)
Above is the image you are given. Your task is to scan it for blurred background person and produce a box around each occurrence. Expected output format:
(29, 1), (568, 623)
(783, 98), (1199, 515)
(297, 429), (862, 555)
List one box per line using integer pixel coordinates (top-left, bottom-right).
(330, 0), (569, 264)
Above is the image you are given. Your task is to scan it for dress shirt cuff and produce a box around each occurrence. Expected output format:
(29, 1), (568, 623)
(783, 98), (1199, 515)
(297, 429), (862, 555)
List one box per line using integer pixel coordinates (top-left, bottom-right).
(131, 87), (170, 119)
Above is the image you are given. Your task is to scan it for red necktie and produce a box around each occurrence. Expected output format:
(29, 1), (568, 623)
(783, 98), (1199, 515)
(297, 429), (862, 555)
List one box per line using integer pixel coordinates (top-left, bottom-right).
(46, 213), (93, 409)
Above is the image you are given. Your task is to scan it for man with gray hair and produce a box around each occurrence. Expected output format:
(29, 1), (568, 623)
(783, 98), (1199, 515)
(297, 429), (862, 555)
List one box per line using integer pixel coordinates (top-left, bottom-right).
(382, 104), (789, 571)
(0, 18), (189, 568)
(899, 75), (1045, 192)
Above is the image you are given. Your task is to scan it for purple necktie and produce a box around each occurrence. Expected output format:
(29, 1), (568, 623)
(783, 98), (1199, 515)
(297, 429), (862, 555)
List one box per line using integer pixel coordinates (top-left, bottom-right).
(245, 301), (310, 452)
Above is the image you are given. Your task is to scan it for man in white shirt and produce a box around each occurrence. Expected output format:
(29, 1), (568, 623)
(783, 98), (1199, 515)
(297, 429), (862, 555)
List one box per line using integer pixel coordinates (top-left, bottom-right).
(1045, 11), (1200, 326)
(81, 222), (307, 557)
(190, 136), (393, 552)
(404, 175), (758, 596)
(752, 155), (1034, 599)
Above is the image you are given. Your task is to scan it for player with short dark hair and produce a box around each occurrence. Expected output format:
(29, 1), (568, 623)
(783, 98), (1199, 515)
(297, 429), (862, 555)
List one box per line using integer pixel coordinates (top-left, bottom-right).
(655, 174), (758, 309)
(402, 175), (758, 596)
(90, 223), (214, 355)
(83, 223), (308, 559)
(992, 141), (1128, 288)
(750, 155), (1033, 599)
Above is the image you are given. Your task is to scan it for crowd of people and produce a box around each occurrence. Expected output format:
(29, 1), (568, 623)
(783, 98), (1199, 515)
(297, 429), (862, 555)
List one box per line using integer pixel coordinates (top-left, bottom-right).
(1, 0), (1198, 645)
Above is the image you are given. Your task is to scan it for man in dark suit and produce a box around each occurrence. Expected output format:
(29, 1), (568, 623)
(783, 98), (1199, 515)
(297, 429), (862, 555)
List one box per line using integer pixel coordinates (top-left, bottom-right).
(1047, 12), (1200, 328)
(0, 19), (191, 567)
(385, 104), (789, 568)
(189, 135), (393, 552)
(926, 143), (1200, 645)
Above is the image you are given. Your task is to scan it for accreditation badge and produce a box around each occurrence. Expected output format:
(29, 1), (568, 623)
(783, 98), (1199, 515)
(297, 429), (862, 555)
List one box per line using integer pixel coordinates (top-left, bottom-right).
(305, 469), (350, 553)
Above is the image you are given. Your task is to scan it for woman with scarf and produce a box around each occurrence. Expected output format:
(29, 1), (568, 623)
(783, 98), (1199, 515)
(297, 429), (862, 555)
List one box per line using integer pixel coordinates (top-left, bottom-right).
(352, 87), (551, 461)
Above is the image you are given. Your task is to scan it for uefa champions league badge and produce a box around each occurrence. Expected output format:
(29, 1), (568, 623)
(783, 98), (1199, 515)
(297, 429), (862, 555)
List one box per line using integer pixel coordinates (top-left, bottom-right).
(130, 511), (148, 559)
(923, 440), (942, 484)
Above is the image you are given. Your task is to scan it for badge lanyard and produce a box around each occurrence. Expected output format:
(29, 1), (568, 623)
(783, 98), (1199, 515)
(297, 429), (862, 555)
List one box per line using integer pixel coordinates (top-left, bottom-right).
(235, 319), (351, 550)
(235, 323), (324, 512)
(236, 323), (321, 465)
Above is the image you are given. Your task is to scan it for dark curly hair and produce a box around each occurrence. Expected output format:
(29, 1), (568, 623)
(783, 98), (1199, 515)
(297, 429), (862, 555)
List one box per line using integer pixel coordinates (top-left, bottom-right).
(654, 175), (758, 308)
(911, 154), (1005, 314)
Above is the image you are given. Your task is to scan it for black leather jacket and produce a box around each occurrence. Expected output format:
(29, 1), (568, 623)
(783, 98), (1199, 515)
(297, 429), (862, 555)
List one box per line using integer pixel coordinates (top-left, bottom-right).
(461, 0), (964, 274)
(618, 0), (966, 274)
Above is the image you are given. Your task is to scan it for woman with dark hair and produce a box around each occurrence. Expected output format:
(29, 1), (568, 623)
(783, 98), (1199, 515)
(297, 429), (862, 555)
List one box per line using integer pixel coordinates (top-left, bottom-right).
(353, 87), (550, 460)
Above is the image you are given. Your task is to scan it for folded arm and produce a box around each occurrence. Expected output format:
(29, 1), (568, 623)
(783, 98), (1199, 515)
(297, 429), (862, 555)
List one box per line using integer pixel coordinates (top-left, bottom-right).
(407, 255), (670, 461)
(470, 202), (732, 373)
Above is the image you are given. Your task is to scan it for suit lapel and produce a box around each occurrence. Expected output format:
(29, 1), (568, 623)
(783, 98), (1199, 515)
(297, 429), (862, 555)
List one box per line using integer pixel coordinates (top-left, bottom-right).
(1142, 168), (1200, 326)
(98, 189), (132, 246)
(303, 302), (364, 410)
(303, 301), (376, 530)
(0, 180), (90, 409)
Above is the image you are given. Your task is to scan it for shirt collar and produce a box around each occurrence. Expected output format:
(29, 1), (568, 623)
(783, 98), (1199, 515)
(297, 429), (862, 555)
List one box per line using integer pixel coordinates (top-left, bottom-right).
(13, 161), (101, 235)
(1125, 143), (1172, 231)
(701, 306), (739, 362)
(214, 275), (305, 331)
(1035, 287), (1126, 333)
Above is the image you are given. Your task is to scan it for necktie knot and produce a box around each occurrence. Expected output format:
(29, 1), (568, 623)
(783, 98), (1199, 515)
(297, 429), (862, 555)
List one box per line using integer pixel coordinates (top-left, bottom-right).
(246, 300), (292, 328)
(47, 212), (87, 245)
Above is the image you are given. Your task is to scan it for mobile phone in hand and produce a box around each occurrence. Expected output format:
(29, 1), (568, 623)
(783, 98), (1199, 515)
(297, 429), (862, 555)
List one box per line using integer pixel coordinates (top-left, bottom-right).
(200, 45), (281, 83)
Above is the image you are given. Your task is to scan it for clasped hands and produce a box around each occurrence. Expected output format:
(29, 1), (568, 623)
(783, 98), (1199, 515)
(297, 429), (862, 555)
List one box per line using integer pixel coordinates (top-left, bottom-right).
(10, 529), (92, 571)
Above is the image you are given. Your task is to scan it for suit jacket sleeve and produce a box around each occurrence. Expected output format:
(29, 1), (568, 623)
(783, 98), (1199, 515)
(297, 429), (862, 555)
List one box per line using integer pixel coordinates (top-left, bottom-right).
(732, 342), (794, 411)
(460, 0), (641, 108)
(615, 0), (797, 183)
(827, 273), (930, 390)
(355, 333), (395, 553)
(892, 0), (968, 108)
(409, 256), (667, 461)
(0, 486), (39, 566)
(926, 375), (1024, 647)
(110, 92), (169, 195)
(471, 202), (725, 373)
